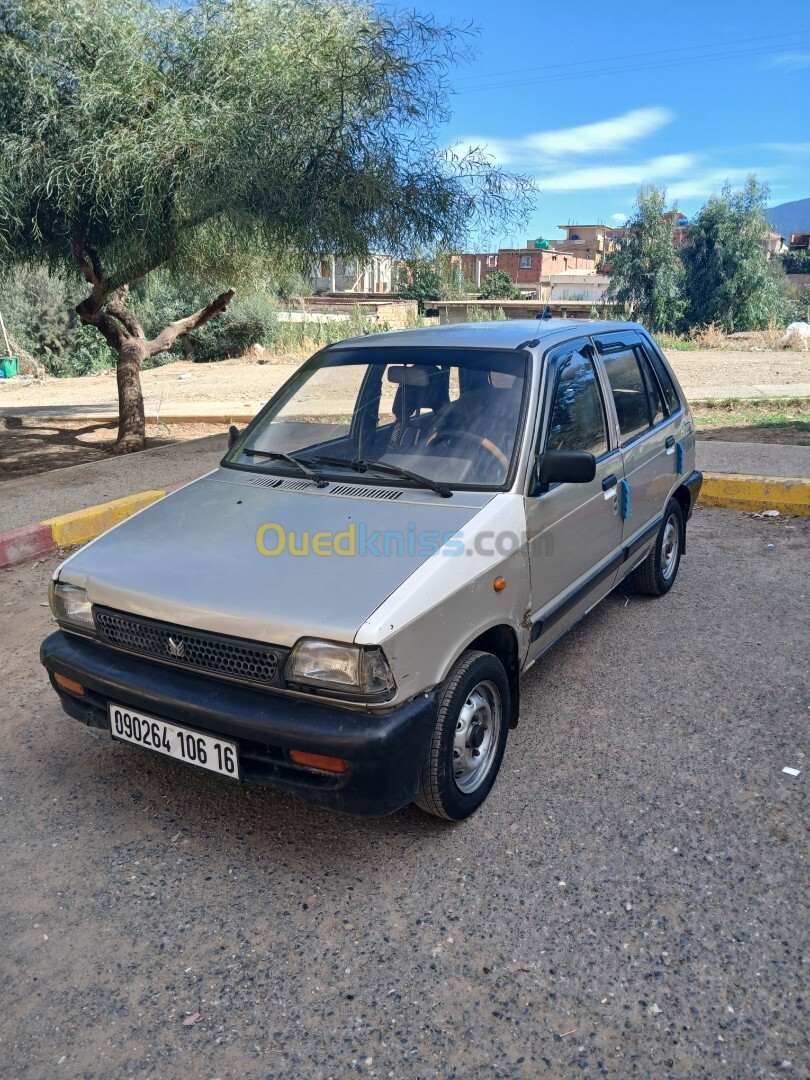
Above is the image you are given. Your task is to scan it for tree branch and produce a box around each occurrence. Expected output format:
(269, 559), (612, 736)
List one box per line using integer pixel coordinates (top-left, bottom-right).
(147, 288), (235, 357)
(72, 233), (107, 322)
(106, 286), (145, 339)
(92, 311), (127, 352)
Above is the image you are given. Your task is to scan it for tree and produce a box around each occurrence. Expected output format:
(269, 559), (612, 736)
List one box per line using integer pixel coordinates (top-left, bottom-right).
(0, 0), (530, 452)
(605, 186), (682, 332)
(480, 270), (521, 300)
(782, 251), (810, 275)
(398, 258), (443, 313)
(681, 176), (785, 332)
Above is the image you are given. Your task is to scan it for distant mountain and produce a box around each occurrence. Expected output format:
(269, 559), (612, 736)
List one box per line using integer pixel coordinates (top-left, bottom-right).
(767, 198), (810, 238)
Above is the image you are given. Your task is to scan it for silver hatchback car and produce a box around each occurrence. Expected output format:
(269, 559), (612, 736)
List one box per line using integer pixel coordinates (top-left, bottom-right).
(42, 320), (702, 819)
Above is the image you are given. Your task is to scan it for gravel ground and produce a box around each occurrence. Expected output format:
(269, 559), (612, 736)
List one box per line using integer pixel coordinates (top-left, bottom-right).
(1, 506), (807, 1079)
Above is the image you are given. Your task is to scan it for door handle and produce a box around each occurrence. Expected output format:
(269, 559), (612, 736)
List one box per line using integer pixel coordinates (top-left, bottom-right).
(665, 435), (675, 448)
(602, 474), (618, 490)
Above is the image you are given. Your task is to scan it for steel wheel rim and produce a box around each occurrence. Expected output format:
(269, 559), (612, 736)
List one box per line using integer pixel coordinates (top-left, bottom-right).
(452, 679), (502, 794)
(661, 516), (679, 580)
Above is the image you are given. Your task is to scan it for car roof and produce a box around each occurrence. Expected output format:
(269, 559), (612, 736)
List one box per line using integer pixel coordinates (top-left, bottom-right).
(329, 318), (647, 352)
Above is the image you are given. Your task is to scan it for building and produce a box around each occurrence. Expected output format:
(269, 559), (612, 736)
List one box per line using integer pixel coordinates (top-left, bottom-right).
(765, 232), (788, 258)
(551, 211), (691, 262)
(454, 246), (596, 298)
(789, 232), (810, 252)
(547, 273), (611, 303)
(310, 254), (398, 295)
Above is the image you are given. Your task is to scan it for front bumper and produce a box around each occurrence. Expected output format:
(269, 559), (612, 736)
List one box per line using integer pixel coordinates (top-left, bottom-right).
(41, 630), (438, 816)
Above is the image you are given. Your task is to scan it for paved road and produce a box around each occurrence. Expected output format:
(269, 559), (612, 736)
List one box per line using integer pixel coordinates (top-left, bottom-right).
(1, 507), (807, 1078)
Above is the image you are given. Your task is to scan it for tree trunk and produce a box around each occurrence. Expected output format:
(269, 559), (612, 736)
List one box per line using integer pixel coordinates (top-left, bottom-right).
(112, 339), (149, 454)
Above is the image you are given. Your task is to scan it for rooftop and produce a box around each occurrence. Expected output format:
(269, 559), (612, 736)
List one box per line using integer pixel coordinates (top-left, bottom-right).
(331, 318), (639, 352)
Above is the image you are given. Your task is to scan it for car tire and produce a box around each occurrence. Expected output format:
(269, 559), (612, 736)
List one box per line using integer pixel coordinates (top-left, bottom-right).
(414, 650), (510, 821)
(633, 497), (684, 597)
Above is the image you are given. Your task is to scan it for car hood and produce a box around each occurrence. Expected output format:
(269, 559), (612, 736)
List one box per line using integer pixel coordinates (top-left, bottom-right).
(57, 469), (492, 647)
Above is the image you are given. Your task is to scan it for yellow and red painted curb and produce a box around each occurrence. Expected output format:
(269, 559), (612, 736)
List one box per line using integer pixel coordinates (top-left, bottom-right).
(0, 488), (176, 570)
(1, 474), (808, 571)
(700, 472), (810, 515)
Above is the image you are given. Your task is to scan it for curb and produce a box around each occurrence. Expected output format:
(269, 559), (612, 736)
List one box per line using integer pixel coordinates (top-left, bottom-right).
(1, 489), (169, 570)
(1, 472), (808, 572)
(701, 472), (810, 515)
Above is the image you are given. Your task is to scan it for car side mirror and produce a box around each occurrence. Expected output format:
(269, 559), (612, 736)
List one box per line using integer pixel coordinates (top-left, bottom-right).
(228, 424), (240, 450)
(535, 450), (596, 491)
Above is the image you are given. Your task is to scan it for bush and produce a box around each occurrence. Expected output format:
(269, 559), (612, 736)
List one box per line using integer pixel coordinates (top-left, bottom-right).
(186, 292), (280, 362)
(782, 251), (810, 274)
(480, 270), (520, 300)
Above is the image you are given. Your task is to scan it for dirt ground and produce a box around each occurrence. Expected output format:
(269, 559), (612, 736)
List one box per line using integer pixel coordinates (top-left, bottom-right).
(0, 346), (808, 412)
(0, 417), (226, 481)
(1, 506), (807, 1078)
(1, 346), (808, 479)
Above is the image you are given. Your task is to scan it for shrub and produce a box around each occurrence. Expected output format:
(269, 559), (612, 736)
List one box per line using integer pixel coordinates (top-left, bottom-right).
(480, 270), (521, 300)
(782, 251), (810, 275)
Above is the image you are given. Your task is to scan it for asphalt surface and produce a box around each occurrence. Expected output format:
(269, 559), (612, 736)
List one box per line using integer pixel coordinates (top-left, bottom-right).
(0, 435), (225, 531)
(1, 506), (807, 1079)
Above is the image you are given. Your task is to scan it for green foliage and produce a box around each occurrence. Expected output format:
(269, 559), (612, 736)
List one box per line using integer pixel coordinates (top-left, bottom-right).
(782, 251), (810, 274)
(681, 177), (786, 332)
(398, 259), (442, 312)
(606, 186), (683, 332)
(0, 264), (116, 375)
(467, 304), (506, 321)
(64, 324), (117, 376)
(480, 270), (521, 300)
(0, 0), (532, 291)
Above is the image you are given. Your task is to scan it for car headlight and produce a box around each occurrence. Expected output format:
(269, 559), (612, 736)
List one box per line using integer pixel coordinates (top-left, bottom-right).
(285, 639), (395, 697)
(49, 581), (95, 633)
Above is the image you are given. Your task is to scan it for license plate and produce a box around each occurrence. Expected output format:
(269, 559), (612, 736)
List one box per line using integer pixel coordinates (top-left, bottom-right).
(108, 704), (240, 780)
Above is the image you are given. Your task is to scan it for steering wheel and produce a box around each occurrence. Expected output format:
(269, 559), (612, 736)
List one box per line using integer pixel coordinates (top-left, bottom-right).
(425, 428), (510, 470)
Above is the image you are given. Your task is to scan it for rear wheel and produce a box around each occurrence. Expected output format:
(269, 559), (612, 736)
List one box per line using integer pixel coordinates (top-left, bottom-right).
(633, 497), (684, 596)
(415, 650), (509, 821)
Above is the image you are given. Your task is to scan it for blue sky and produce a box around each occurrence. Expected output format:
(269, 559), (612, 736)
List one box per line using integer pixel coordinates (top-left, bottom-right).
(425, 0), (810, 247)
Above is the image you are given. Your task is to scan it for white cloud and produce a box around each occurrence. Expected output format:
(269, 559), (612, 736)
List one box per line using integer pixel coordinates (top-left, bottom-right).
(456, 106), (674, 166)
(768, 53), (810, 72)
(611, 213), (627, 223)
(537, 153), (696, 192)
(667, 165), (784, 202)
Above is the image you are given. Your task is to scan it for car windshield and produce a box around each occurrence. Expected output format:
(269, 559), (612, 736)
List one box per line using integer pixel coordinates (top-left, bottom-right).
(226, 346), (529, 490)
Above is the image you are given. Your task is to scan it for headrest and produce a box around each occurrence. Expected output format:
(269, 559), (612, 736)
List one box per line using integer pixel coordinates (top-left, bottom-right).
(387, 365), (429, 387)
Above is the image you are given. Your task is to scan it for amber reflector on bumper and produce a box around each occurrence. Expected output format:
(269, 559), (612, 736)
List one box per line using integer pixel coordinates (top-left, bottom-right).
(289, 750), (348, 773)
(54, 672), (85, 695)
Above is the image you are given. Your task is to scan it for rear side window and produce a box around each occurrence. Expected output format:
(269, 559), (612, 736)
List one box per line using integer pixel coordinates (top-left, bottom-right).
(640, 339), (681, 413)
(637, 351), (665, 426)
(545, 346), (608, 457)
(599, 346), (650, 444)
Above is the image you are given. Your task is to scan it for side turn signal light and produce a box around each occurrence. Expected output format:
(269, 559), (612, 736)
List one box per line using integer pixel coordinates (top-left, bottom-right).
(54, 672), (85, 695)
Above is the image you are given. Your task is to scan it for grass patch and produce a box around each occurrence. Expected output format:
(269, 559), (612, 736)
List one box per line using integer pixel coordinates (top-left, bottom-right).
(691, 398), (810, 443)
(657, 335), (702, 351)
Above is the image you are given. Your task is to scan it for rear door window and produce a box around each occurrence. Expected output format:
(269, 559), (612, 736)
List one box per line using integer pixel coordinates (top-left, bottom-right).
(640, 339), (681, 413)
(598, 345), (650, 444)
(637, 351), (665, 426)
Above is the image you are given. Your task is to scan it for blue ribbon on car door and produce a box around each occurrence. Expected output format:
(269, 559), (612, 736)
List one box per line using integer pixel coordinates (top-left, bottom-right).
(619, 479), (631, 520)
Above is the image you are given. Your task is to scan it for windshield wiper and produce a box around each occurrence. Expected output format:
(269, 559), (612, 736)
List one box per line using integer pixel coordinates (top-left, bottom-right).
(313, 456), (452, 499)
(241, 449), (328, 488)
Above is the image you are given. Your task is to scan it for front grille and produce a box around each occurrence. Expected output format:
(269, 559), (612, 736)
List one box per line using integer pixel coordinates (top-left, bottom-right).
(93, 607), (284, 688)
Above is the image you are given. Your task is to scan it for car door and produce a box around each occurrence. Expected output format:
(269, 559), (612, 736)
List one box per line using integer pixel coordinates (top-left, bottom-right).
(593, 331), (680, 566)
(525, 337), (625, 663)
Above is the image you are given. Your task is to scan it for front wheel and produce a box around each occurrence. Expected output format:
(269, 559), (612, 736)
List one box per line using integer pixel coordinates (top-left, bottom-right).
(633, 497), (684, 596)
(414, 650), (510, 821)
